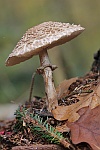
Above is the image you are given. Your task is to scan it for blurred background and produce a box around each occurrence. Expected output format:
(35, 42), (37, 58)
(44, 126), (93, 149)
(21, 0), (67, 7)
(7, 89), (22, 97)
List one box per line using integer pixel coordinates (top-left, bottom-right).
(0, 0), (100, 118)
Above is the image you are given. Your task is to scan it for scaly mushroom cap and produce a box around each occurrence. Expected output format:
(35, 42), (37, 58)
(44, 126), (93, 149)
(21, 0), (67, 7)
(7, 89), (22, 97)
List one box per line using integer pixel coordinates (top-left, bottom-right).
(6, 21), (85, 66)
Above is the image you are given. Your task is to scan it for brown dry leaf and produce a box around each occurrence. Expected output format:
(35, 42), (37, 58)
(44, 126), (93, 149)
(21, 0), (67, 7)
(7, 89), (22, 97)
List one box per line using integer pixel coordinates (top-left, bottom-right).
(67, 106), (100, 150)
(56, 77), (78, 99)
(52, 80), (100, 122)
(56, 124), (70, 133)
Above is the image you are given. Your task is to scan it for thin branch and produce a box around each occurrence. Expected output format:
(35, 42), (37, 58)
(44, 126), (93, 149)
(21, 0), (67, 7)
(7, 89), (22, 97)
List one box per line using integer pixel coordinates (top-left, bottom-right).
(28, 72), (36, 102)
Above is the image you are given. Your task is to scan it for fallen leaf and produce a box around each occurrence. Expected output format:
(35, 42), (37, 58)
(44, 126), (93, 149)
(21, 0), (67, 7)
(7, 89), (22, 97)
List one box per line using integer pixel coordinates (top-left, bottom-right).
(56, 77), (78, 99)
(67, 106), (100, 150)
(52, 78), (100, 122)
(56, 124), (70, 133)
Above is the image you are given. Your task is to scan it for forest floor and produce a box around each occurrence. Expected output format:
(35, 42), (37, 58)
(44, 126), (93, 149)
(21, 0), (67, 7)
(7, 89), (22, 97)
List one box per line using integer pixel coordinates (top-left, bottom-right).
(0, 50), (100, 150)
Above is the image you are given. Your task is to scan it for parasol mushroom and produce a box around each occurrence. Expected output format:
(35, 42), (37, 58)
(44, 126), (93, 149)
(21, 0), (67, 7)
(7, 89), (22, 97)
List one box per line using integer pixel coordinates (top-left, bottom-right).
(5, 21), (85, 112)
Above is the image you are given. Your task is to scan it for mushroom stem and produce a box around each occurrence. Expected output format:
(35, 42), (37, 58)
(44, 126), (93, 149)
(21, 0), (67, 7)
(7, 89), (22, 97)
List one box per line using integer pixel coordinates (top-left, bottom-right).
(39, 49), (58, 112)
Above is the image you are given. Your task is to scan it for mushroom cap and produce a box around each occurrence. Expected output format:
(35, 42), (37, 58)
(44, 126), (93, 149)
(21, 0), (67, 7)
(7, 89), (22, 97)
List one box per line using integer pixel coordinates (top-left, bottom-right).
(6, 21), (85, 66)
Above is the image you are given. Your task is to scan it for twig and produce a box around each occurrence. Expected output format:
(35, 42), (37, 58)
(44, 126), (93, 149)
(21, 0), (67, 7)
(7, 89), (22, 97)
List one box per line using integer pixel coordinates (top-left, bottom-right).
(65, 89), (93, 99)
(28, 72), (36, 102)
(30, 114), (76, 149)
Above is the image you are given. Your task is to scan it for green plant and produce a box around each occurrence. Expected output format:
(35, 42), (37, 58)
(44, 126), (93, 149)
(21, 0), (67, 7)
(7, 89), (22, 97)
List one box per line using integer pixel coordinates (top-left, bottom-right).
(14, 106), (75, 149)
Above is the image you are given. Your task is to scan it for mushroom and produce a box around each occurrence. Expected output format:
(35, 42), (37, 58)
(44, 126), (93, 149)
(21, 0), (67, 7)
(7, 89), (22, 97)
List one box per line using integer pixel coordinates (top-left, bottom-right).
(5, 21), (85, 112)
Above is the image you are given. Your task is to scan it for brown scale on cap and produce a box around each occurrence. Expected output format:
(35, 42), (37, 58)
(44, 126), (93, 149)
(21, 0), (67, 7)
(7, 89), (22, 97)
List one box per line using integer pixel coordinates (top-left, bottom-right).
(5, 21), (85, 112)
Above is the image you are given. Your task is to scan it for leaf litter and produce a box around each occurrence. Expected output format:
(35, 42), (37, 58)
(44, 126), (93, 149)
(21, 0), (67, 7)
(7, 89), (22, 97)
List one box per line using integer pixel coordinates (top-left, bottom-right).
(52, 72), (100, 122)
(1, 50), (100, 149)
